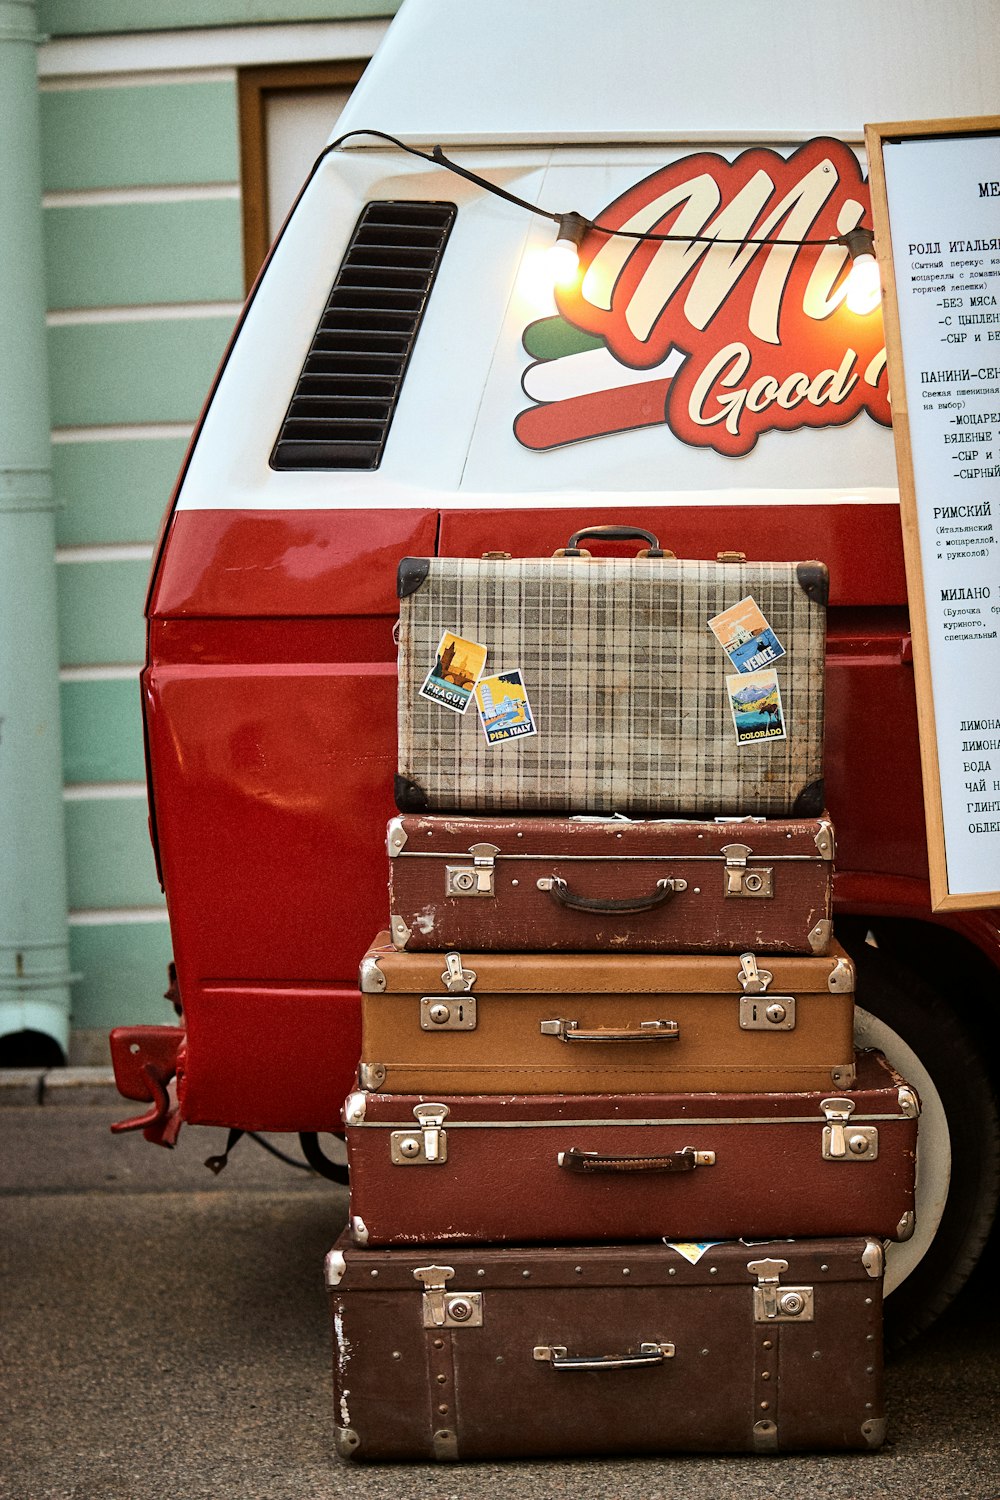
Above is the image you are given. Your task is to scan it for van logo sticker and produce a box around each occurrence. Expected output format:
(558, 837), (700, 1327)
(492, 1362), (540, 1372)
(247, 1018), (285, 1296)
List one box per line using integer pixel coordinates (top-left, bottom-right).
(475, 670), (537, 745)
(708, 597), (786, 673)
(514, 137), (889, 458)
(420, 631), (488, 714)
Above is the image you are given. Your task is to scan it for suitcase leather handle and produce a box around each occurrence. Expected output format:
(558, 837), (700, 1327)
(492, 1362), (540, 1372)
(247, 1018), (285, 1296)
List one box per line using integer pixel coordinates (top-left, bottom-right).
(558, 524), (673, 558)
(537, 875), (685, 914)
(533, 1342), (675, 1370)
(558, 1145), (715, 1174)
(540, 1018), (679, 1043)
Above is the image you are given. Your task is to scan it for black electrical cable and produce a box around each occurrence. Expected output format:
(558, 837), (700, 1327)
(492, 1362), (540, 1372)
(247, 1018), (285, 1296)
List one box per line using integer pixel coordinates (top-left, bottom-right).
(299, 1132), (350, 1185)
(323, 128), (873, 251)
(247, 1131), (315, 1171)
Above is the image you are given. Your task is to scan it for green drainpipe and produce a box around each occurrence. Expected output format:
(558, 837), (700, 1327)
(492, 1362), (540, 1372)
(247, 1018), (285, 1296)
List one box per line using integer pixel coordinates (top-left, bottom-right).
(0, 0), (74, 1061)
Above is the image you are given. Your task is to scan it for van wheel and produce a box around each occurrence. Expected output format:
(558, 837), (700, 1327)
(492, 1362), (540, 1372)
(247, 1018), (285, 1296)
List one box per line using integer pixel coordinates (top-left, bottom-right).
(838, 921), (1000, 1349)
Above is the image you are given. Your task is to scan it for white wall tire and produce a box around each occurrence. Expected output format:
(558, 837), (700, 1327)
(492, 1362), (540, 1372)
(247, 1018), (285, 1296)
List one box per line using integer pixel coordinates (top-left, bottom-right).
(841, 923), (1000, 1347)
(853, 1004), (950, 1298)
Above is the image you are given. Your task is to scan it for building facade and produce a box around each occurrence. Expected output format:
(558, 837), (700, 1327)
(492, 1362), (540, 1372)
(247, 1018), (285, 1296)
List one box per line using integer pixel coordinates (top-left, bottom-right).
(3, 2), (398, 1062)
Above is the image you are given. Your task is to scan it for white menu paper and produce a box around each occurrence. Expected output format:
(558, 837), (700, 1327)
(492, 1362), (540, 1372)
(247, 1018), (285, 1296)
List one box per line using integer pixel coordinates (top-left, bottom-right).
(882, 131), (1000, 901)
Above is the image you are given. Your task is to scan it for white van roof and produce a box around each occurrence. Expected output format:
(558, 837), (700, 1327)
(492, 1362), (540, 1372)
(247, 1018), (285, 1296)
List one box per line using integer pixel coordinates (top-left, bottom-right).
(337, 0), (1000, 146)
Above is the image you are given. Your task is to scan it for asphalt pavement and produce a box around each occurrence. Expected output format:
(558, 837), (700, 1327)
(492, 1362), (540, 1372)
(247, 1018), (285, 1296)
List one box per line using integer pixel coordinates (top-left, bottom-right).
(2, 1088), (1000, 1500)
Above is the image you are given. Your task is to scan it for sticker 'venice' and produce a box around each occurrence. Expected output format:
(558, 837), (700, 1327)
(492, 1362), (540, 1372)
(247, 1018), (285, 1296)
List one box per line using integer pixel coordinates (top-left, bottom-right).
(708, 597), (786, 673)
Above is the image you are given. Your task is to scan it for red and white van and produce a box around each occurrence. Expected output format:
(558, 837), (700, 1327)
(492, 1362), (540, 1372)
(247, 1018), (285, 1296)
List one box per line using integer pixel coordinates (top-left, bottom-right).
(113, 0), (1000, 1345)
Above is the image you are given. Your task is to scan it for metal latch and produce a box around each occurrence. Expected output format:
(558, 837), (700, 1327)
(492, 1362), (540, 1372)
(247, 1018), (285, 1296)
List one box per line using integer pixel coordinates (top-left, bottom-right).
(413, 1264), (483, 1328)
(391, 1103), (450, 1165)
(441, 951), (477, 992)
(821, 1097), (879, 1160)
(420, 995), (477, 1030)
(747, 1257), (814, 1322)
(739, 995), (796, 1030)
(721, 843), (773, 898)
(737, 952), (773, 994)
(445, 843), (500, 898)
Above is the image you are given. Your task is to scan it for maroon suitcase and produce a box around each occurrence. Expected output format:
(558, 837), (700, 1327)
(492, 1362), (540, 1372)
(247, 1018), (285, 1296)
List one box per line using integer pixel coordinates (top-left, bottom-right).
(326, 1233), (887, 1461)
(344, 1049), (918, 1248)
(387, 811), (835, 954)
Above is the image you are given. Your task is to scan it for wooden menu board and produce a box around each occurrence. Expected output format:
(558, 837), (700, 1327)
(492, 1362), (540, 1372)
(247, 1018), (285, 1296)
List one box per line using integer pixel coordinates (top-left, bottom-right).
(866, 117), (1000, 910)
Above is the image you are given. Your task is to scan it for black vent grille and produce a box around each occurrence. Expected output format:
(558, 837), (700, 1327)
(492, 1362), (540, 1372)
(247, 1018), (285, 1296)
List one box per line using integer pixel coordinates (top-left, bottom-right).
(270, 200), (456, 471)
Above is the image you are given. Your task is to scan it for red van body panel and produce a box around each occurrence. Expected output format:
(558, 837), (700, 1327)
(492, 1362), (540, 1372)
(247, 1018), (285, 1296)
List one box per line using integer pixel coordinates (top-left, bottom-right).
(142, 499), (999, 1132)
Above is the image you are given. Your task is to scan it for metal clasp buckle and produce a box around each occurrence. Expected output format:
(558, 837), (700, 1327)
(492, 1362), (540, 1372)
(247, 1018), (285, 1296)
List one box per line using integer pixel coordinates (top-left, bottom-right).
(441, 951), (477, 992)
(445, 843), (499, 898)
(721, 844), (773, 899)
(737, 952), (773, 994)
(747, 1257), (814, 1322)
(391, 1102), (450, 1165)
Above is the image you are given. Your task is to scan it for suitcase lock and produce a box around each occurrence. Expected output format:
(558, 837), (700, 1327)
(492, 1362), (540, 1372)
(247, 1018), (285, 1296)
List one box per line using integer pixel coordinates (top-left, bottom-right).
(721, 843), (773, 898)
(820, 1097), (879, 1160)
(392, 1103), (450, 1165)
(446, 844), (499, 898)
(413, 1264), (483, 1328)
(420, 995), (477, 1030)
(747, 1258), (815, 1322)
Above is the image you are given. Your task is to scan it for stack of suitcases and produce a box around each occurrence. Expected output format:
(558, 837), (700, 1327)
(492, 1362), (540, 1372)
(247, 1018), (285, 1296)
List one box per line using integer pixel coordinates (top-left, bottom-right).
(325, 526), (921, 1462)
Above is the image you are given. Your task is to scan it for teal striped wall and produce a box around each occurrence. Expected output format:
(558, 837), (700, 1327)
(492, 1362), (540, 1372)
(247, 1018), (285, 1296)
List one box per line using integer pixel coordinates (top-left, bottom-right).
(42, 19), (375, 1046)
(60, 678), (146, 784)
(43, 68), (244, 1039)
(53, 437), (190, 548)
(48, 318), (236, 429)
(45, 200), (244, 310)
(41, 84), (239, 191)
(39, 1), (398, 35)
(70, 922), (176, 1031)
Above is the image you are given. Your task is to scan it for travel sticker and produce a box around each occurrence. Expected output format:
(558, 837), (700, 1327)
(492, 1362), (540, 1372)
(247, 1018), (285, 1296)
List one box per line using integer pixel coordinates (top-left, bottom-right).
(664, 1242), (722, 1264)
(475, 670), (537, 745)
(708, 596), (786, 673)
(727, 668), (786, 744)
(419, 631), (488, 714)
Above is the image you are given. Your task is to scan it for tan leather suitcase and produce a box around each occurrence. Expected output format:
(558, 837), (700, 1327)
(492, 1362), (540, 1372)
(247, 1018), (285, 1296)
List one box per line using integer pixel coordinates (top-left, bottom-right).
(327, 1233), (887, 1461)
(357, 932), (855, 1095)
(387, 811), (835, 954)
(344, 1049), (918, 1248)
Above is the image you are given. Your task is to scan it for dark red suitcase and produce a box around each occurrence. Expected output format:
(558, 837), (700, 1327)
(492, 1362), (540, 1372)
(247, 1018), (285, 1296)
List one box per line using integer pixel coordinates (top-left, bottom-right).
(387, 811), (835, 954)
(344, 1048), (918, 1247)
(326, 1233), (887, 1461)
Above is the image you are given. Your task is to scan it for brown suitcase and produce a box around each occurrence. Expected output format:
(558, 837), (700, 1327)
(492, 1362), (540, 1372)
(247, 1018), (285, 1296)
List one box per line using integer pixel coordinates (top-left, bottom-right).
(326, 1232), (887, 1461)
(396, 527), (827, 819)
(387, 811), (835, 954)
(344, 1049), (918, 1248)
(358, 932), (856, 1095)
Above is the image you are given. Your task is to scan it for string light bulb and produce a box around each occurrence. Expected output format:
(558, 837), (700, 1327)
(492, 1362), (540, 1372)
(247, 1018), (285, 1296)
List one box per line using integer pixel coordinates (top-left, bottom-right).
(840, 227), (881, 315)
(325, 133), (887, 320)
(549, 211), (589, 286)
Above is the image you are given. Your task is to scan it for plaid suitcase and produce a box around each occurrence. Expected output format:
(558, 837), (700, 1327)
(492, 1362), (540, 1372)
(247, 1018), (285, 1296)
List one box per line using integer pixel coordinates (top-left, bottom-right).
(387, 810), (835, 954)
(343, 1049), (919, 1248)
(396, 525), (827, 818)
(327, 1233), (887, 1461)
(357, 932), (856, 1096)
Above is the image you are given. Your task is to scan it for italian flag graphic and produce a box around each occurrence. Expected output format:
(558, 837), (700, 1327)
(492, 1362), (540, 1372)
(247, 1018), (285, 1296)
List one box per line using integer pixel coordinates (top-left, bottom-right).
(513, 315), (683, 451)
